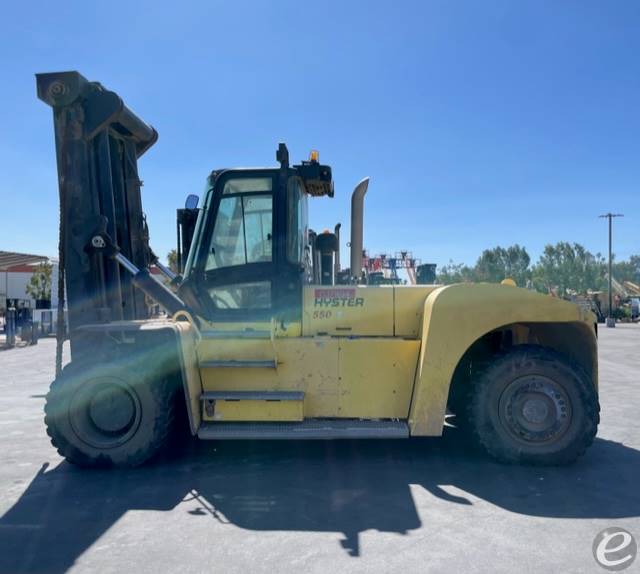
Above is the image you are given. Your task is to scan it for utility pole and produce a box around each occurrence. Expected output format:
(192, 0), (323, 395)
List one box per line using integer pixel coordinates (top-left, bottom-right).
(599, 213), (624, 328)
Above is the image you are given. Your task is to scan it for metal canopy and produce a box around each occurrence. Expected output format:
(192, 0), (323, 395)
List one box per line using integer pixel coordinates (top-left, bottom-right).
(0, 251), (48, 271)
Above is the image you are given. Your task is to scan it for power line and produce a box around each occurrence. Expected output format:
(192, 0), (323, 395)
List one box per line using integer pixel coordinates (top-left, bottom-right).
(598, 213), (624, 327)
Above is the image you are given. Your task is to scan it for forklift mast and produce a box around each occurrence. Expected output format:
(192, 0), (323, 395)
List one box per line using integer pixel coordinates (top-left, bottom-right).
(37, 71), (158, 355)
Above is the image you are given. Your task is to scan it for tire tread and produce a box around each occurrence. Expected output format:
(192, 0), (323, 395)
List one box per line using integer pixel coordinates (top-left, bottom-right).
(467, 345), (600, 466)
(44, 363), (177, 468)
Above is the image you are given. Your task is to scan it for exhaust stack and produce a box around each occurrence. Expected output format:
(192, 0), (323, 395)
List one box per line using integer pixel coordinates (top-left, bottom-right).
(334, 223), (341, 278)
(350, 177), (370, 282)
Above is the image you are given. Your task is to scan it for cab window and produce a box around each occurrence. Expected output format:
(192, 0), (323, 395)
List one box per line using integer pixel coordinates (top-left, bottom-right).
(206, 180), (273, 272)
(208, 281), (271, 310)
(286, 177), (308, 264)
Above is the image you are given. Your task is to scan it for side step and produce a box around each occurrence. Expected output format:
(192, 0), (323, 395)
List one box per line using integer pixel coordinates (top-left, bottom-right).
(197, 419), (409, 440)
(200, 360), (276, 369)
(201, 391), (303, 401)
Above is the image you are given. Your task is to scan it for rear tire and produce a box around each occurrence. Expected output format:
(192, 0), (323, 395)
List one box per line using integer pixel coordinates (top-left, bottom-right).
(469, 345), (599, 465)
(44, 362), (177, 468)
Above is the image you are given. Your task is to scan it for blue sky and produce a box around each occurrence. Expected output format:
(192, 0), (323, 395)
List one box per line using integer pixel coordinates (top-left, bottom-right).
(0, 0), (638, 268)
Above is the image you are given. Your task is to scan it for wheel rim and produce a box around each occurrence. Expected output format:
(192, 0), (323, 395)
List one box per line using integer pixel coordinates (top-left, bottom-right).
(68, 377), (142, 449)
(498, 375), (572, 445)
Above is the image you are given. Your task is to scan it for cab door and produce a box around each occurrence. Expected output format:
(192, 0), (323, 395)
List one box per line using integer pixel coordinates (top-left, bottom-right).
(200, 174), (277, 321)
(188, 170), (341, 418)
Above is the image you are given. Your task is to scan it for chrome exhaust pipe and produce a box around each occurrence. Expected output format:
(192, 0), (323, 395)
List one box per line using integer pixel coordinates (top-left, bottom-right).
(350, 177), (370, 283)
(334, 223), (341, 277)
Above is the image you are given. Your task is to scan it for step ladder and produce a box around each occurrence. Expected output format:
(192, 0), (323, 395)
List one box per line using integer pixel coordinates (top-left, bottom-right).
(197, 326), (278, 370)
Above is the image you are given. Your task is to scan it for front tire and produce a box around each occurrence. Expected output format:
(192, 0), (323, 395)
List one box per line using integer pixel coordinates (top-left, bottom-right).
(469, 345), (599, 465)
(44, 363), (176, 467)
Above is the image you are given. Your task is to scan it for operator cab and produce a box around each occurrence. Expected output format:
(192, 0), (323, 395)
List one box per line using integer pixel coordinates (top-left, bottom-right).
(178, 144), (333, 323)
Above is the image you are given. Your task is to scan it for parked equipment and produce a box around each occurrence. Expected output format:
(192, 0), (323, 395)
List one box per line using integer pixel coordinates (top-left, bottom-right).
(38, 72), (600, 468)
(363, 251), (420, 285)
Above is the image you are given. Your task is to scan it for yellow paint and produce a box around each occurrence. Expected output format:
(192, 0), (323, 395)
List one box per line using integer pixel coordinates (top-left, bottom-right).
(203, 399), (303, 422)
(199, 319), (302, 338)
(198, 338), (275, 363)
(301, 284), (439, 339)
(199, 335), (420, 420)
(337, 338), (420, 418)
(200, 338), (340, 417)
(408, 283), (597, 436)
(392, 285), (437, 337)
(173, 321), (203, 434)
(302, 285), (393, 336)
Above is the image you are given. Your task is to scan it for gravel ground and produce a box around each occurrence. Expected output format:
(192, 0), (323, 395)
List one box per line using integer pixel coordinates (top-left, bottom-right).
(0, 326), (638, 574)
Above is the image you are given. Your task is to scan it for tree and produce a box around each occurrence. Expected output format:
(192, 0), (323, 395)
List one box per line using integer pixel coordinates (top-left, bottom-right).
(438, 245), (531, 286)
(475, 245), (531, 286)
(437, 261), (476, 284)
(531, 242), (606, 295)
(167, 249), (179, 274)
(612, 255), (640, 285)
(437, 243), (635, 294)
(25, 261), (53, 302)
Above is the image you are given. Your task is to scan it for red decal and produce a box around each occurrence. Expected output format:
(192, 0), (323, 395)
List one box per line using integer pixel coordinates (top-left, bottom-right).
(314, 288), (356, 299)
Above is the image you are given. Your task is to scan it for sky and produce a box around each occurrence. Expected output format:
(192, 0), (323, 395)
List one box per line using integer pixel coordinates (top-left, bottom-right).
(0, 0), (638, 269)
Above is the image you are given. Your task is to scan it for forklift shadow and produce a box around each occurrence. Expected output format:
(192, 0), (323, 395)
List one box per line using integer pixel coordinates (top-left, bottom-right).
(1, 434), (639, 572)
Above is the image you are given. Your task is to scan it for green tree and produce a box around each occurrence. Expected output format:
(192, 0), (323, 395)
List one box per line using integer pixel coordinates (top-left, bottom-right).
(531, 242), (606, 295)
(612, 254), (640, 285)
(437, 261), (476, 284)
(475, 244), (531, 286)
(167, 249), (179, 274)
(25, 261), (53, 301)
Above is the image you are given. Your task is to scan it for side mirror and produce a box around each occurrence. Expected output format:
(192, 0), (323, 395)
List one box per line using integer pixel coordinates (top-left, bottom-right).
(185, 194), (199, 209)
(177, 197), (200, 273)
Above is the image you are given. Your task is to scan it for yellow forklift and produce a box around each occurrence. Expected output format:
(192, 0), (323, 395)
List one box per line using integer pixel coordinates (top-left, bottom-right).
(37, 71), (599, 467)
